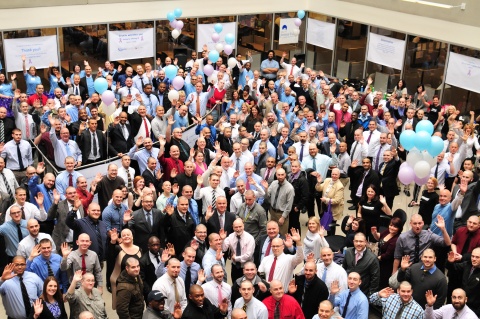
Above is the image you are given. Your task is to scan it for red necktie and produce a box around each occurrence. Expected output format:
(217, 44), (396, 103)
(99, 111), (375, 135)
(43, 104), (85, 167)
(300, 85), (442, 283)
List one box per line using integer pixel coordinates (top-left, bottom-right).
(290, 66), (293, 76)
(69, 174), (73, 187)
(268, 257), (277, 282)
(143, 117), (150, 137)
(81, 254), (86, 274)
(265, 240), (272, 256)
(265, 168), (271, 180)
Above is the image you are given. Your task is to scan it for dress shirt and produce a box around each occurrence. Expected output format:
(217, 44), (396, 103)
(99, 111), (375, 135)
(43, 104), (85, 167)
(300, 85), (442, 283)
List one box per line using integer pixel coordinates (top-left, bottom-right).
(0, 271), (43, 319)
(28, 175), (55, 212)
(102, 203), (128, 231)
(0, 140), (33, 170)
(117, 85), (140, 98)
(301, 153), (338, 181)
(251, 140), (276, 160)
(222, 231), (255, 266)
(266, 181), (294, 218)
(348, 140), (369, 162)
(117, 166), (135, 188)
(66, 287), (107, 319)
(370, 293), (424, 319)
(60, 249), (102, 286)
(0, 220), (28, 256)
(430, 160), (449, 186)
(152, 274), (188, 311)
(5, 202), (47, 222)
(133, 75), (150, 94)
(187, 90), (215, 117)
(430, 203), (456, 237)
(26, 253), (69, 292)
(234, 297), (269, 319)
(329, 288), (369, 319)
(316, 261), (348, 293)
(194, 185), (226, 214)
(292, 142), (310, 161)
(56, 170), (84, 200)
(394, 229), (447, 260)
(363, 129), (380, 150)
(127, 145), (161, 174)
(151, 115), (168, 138)
(425, 304), (477, 319)
(230, 192), (246, 214)
(260, 235), (295, 263)
(13, 106), (36, 140)
(258, 248), (304, 292)
(0, 167), (18, 195)
(50, 129), (82, 168)
(230, 153), (252, 175)
(17, 233), (56, 259)
(371, 143), (390, 170)
(262, 294), (305, 319)
(202, 280), (232, 315)
(202, 248), (227, 281)
(337, 152), (352, 176)
(260, 59), (279, 80)
(156, 261), (201, 286)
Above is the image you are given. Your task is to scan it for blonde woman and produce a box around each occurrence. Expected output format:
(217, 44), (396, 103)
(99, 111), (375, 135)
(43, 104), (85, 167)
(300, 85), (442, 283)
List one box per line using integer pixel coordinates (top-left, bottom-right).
(303, 216), (329, 260)
(315, 168), (345, 236)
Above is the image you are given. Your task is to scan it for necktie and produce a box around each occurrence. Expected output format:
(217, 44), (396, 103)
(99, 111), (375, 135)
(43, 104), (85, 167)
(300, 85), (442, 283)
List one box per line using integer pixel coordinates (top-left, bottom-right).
(367, 131), (373, 144)
(17, 143), (24, 170)
(128, 87), (131, 95)
(81, 254), (86, 274)
(265, 240), (272, 257)
(173, 279), (180, 302)
(146, 212), (152, 227)
(17, 223), (24, 242)
(299, 143), (304, 161)
(65, 143), (72, 156)
(34, 238), (39, 245)
(0, 120), (4, 143)
(342, 292), (352, 318)
(351, 142), (358, 160)
(274, 301), (280, 319)
(25, 115), (30, 139)
(322, 266), (327, 282)
(241, 194), (245, 203)
(469, 267), (475, 278)
(381, 162), (387, 175)
(395, 303), (406, 319)
(1, 172), (14, 201)
(236, 235), (242, 267)
(312, 156), (317, 171)
(143, 117), (150, 137)
(126, 169), (133, 191)
(184, 266), (191, 294)
(19, 275), (32, 316)
(122, 124), (129, 140)
(46, 260), (54, 277)
(268, 256), (277, 281)
(242, 303), (247, 312)
(68, 174), (73, 187)
(452, 313), (458, 319)
(236, 158), (240, 171)
(375, 146), (382, 171)
(265, 168), (271, 180)
(290, 65), (293, 76)
(21, 206), (25, 219)
(75, 86), (79, 95)
(196, 94), (201, 116)
(94, 223), (103, 260)
(434, 163), (439, 179)
(273, 183), (282, 209)
(218, 213), (224, 229)
(212, 189), (217, 212)
(92, 133), (98, 157)
(414, 235), (420, 263)
(217, 284), (223, 305)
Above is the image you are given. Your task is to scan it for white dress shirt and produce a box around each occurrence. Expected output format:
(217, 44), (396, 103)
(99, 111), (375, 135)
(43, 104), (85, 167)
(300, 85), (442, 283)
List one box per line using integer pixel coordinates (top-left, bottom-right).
(258, 247), (304, 292)
(194, 186), (226, 213)
(152, 274), (188, 312)
(316, 261), (348, 293)
(349, 140), (369, 163)
(292, 142), (310, 161)
(16, 233), (56, 259)
(233, 296), (268, 319)
(0, 168), (19, 195)
(202, 280), (232, 316)
(5, 202), (47, 222)
(221, 231), (255, 266)
(425, 304), (477, 319)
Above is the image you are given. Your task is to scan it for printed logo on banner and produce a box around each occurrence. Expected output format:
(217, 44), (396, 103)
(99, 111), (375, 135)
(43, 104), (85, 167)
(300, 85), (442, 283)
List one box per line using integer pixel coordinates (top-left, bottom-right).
(278, 18), (299, 45)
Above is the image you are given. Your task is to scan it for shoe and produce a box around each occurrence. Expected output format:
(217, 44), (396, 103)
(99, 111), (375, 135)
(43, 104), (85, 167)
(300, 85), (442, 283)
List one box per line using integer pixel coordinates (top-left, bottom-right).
(405, 190), (411, 197)
(347, 200), (353, 204)
(107, 286), (112, 293)
(348, 205), (357, 210)
(408, 201), (414, 207)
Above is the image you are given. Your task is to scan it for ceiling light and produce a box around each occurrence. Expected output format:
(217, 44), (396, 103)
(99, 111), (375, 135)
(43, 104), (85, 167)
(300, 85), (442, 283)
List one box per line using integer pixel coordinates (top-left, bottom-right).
(402, 0), (466, 10)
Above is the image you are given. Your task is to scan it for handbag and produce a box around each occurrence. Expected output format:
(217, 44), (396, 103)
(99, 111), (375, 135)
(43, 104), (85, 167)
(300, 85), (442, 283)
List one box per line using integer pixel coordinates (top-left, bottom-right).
(320, 199), (334, 231)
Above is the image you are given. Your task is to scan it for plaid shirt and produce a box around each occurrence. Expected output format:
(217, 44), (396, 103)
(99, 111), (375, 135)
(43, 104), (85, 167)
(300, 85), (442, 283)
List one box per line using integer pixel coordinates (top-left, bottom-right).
(369, 293), (424, 319)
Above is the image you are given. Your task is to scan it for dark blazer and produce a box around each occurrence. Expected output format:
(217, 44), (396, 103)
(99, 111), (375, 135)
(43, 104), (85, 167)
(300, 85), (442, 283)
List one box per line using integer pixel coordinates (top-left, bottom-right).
(0, 118), (15, 143)
(339, 121), (362, 153)
(48, 200), (85, 252)
(108, 122), (135, 153)
(398, 116), (418, 132)
(446, 260), (480, 315)
(361, 169), (381, 198)
(289, 171), (309, 212)
(254, 234), (294, 267)
(127, 208), (165, 253)
(28, 299), (67, 319)
(164, 210), (196, 259)
(289, 275), (329, 319)
(65, 213), (107, 260)
(453, 181), (480, 222)
(142, 169), (162, 194)
(79, 75), (96, 93)
(58, 81), (88, 101)
(379, 159), (401, 197)
(76, 129), (118, 163)
(139, 252), (158, 301)
(319, 141), (341, 156)
(343, 247), (380, 297)
(184, 237), (208, 265)
(201, 211), (236, 236)
(216, 133), (233, 156)
(122, 105), (152, 137)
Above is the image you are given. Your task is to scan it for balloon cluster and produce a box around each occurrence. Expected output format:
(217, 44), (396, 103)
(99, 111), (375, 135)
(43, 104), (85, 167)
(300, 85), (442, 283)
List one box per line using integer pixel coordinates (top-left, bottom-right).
(167, 8), (184, 40)
(207, 23), (236, 71)
(93, 78), (115, 111)
(293, 10), (305, 36)
(398, 120), (443, 185)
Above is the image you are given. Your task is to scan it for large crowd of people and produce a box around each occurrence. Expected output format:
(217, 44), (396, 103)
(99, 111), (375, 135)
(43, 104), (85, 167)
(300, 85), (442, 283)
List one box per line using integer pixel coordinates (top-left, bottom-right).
(0, 45), (479, 319)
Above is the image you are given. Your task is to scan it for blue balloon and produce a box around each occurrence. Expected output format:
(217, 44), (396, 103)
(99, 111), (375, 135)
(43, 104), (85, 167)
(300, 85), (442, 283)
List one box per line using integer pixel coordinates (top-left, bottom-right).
(214, 23), (223, 34)
(414, 131), (432, 151)
(224, 33), (235, 45)
(427, 136), (444, 157)
(297, 10), (306, 19)
(94, 78), (108, 94)
(415, 120), (434, 135)
(167, 12), (175, 22)
(174, 8), (182, 18)
(208, 50), (220, 63)
(164, 65), (177, 80)
(399, 130), (416, 151)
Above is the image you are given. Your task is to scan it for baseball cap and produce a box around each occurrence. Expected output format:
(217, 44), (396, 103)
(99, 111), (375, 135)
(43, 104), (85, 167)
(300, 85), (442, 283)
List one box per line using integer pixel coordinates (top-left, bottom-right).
(147, 290), (167, 302)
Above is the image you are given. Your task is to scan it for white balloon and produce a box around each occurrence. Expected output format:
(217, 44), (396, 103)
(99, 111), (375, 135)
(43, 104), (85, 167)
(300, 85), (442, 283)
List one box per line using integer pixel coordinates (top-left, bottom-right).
(406, 148), (422, 168)
(215, 43), (224, 52)
(414, 161), (431, 179)
(168, 90), (179, 103)
(422, 151), (437, 168)
(102, 102), (116, 117)
(293, 28), (300, 35)
(171, 29), (180, 39)
(227, 57), (237, 69)
(207, 74), (217, 84)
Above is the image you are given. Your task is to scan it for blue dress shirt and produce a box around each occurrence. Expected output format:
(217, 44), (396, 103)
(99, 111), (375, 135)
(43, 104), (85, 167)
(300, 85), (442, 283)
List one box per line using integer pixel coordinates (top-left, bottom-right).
(102, 203), (128, 231)
(26, 253), (69, 292)
(0, 220), (28, 256)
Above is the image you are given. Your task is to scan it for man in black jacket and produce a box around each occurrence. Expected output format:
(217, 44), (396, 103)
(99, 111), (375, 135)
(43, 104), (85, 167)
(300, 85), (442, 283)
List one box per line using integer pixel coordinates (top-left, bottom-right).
(181, 285), (229, 319)
(164, 197), (196, 261)
(287, 160), (309, 232)
(254, 220), (295, 267)
(139, 236), (162, 302)
(231, 261), (270, 303)
(108, 112), (135, 154)
(76, 118), (119, 164)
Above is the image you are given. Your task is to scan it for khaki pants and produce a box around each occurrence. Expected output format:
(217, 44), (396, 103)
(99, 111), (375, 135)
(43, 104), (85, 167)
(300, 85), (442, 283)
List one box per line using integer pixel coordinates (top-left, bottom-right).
(269, 208), (289, 235)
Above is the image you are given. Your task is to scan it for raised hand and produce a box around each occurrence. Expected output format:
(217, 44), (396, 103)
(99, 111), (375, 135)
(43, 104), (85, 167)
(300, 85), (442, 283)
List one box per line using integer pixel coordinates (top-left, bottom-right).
(1, 263), (17, 281)
(215, 248), (223, 261)
(161, 248), (171, 262)
(190, 239), (199, 250)
(35, 192), (44, 207)
(425, 290), (437, 307)
(197, 268), (206, 283)
(123, 210), (132, 223)
(166, 243), (176, 256)
(72, 270), (83, 282)
(290, 228), (301, 242)
(172, 183), (179, 195)
(33, 299), (43, 316)
(378, 287), (394, 298)
(288, 279), (297, 294)
(110, 228), (119, 242)
(61, 242), (72, 258)
(447, 251), (456, 263)
(205, 206), (214, 220)
(219, 298), (229, 313)
(435, 215), (446, 229)
(219, 228), (227, 240)
(136, 136), (144, 147)
(173, 302), (183, 319)
(400, 255), (412, 270)
(306, 252), (315, 263)
(165, 204), (174, 216)
(196, 174), (203, 185)
(29, 244), (41, 260)
(330, 280), (340, 295)
(53, 189), (61, 203)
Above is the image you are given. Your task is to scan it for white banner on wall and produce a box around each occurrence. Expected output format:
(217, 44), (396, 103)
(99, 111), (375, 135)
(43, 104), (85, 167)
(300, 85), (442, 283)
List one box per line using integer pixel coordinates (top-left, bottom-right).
(366, 33), (406, 70)
(306, 18), (335, 50)
(196, 22), (237, 52)
(108, 28), (154, 61)
(279, 18), (299, 45)
(4, 36), (58, 72)
(76, 159), (122, 186)
(446, 52), (480, 94)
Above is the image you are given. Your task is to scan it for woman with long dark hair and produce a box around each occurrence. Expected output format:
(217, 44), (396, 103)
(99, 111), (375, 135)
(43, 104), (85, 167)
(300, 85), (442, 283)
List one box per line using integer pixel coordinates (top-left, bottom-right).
(30, 277), (67, 319)
(357, 184), (392, 241)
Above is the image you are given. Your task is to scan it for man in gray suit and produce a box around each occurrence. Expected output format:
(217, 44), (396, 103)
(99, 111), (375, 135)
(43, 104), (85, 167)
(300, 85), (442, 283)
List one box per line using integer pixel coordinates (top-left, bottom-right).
(235, 190), (267, 244)
(452, 170), (480, 231)
(259, 157), (277, 186)
(48, 186), (84, 252)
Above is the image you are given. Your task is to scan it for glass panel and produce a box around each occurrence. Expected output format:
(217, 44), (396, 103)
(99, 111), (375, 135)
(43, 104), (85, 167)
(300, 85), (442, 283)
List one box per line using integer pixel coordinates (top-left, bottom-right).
(334, 21), (367, 81)
(403, 35), (447, 101)
(156, 18), (196, 69)
(365, 28), (405, 93)
(305, 13), (335, 75)
(238, 14), (273, 71)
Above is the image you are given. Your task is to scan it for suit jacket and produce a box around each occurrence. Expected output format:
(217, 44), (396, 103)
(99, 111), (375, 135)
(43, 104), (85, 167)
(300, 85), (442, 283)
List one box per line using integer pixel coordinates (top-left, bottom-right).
(0, 118), (15, 143)
(139, 252), (158, 300)
(216, 133), (233, 156)
(339, 121), (362, 153)
(399, 116), (418, 132)
(164, 210), (196, 259)
(289, 275), (329, 319)
(127, 208), (165, 253)
(77, 129), (118, 163)
(380, 159), (401, 197)
(27, 299), (67, 319)
(254, 234), (294, 267)
(319, 141), (341, 156)
(315, 178), (344, 220)
(122, 105), (152, 137)
(235, 202), (267, 243)
(259, 167), (276, 185)
(343, 247), (380, 297)
(79, 75), (96, 93)
(48, 200), (85, 251)
(361, 169), (381, 198)
(58, 81), (88, 102)
(453, 180), (480, 222)
(108, 122), (135, 153)
(201, 211), (236, 236)
(142, 169), (162, 194)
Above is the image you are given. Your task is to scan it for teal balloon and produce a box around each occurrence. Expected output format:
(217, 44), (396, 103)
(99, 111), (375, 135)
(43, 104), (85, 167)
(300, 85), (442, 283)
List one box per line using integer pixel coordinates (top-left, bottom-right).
(167, 12), (175, 22)
(415, 120), (434, 135)
(208, 50), (220, 63)
(214, 23), (223, 33)
(174, 8), (182, 18)
(94, 78), (108, 94)
(399, 130), (416, 151)
(164, 65), (177, 80)
(414, 131), (432, 151)
(297, 10), (306, 19)
(427, 136), (444, 157)
(225, 33), (235, 45)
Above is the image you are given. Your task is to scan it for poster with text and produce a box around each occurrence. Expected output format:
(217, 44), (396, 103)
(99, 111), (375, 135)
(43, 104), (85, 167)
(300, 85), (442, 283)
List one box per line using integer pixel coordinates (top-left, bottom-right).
(4, 36), (58, 72)
(108, 28), (154, 61)
(279, 18), (299, 45)
(367, 33), (406, 70)
(306, 18), (335, 50)
(445, 52), (480, 94)
(196, 22), (237, 52)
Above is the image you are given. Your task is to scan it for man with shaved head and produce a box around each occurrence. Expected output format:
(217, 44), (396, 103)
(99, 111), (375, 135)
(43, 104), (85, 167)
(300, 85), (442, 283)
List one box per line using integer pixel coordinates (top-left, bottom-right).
(17, 219), (56, 259)
(264, 168), (294, 235)
(93, 163), (125, 211)
(262, 280), (304, 319)
(370, 281), (424, 319)
(128, 135), (160, 174)
(158, 136), (184, 182)
(425, 288), (477, 318)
